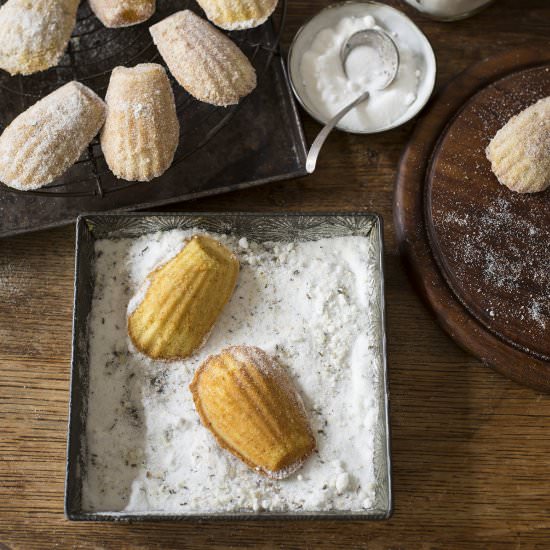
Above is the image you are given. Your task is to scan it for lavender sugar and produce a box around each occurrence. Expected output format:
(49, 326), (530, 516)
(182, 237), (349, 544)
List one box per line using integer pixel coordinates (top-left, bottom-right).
(82, 229), (385, 514)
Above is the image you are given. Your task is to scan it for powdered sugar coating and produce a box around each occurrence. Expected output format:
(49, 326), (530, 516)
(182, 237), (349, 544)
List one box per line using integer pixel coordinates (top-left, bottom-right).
(486, 96), (550, 193)
(196, 0), (278, 30)
(82, 229), (383, 513)
(101, 64), (179, 182)
(150, 10), (257, 107)
(89, 0), (156, 28)
(0, 0), (79, 75)
(0, 81), (106, 190)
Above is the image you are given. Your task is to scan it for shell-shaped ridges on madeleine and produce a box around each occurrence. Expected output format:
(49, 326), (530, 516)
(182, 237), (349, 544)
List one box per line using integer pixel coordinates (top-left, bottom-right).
(196, 0), (278, 30)
(127, 235), (239, 360)
(0, 81), (106, 190)
(89, 0), (156, 28)
(0, 0), (79, 75)
(101, 63), (179, 182)
(150, 10), (257, 107)
(486, 96), (550, 194)
(190, 345), (316, 478)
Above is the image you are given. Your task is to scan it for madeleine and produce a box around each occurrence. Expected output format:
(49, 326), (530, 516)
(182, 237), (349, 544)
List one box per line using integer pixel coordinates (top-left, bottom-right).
(101, 64), (179, 182)
(0, 82), (106, 190)
(191, 345), (316, 479)
(128, 236), (239, 360)
(150, 10), (257, 107)
(486, 96), (550, 194)
(0, 0), (79, 75)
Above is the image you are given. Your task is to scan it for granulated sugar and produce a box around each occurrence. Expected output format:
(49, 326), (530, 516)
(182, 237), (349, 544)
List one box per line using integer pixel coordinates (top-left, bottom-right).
(82, 229), (384, 514)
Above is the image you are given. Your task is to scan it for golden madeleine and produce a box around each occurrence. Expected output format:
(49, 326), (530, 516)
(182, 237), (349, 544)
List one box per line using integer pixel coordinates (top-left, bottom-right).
(0, 82), (106, 190)
(89, 0), (155, 28)
(128, 235), (239, 360)
(486, 96), (550, 193)
(150, 10), (257, 107)
(196, 0), (278, 30)
(190, 345), (316, 479)
(0, 0), (79, 75)
(101, 63), (180, 182)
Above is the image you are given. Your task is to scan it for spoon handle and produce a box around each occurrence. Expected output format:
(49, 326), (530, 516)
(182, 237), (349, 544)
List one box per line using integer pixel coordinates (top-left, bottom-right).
(306, 90), (371, 174)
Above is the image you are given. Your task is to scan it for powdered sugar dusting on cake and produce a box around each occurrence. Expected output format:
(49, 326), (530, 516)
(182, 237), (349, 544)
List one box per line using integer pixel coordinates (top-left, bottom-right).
(196, 0), (277, 30)
(0, 81), (106, 190)
(0, 0), (79, 75)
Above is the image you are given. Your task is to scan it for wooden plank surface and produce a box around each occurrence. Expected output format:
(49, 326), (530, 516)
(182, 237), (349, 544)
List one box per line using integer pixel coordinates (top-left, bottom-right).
(1, 1), (549, 548)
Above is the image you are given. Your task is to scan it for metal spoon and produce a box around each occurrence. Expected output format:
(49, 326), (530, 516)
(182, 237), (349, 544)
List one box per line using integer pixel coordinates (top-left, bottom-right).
(305, 29), (400, 174)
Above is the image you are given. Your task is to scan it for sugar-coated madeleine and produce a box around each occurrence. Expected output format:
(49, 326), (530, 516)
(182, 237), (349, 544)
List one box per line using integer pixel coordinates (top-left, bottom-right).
(0, 0), (79, 75)
(0, 82), (106, 190)
(190, 345), (316, 479)
(101, 64), (179, 182)
(196, 0), (278, 30)
(486, 96), (550, 193)
(89, 0), (155, 28)
(128, 236), (239, 360)
(150, 10), (257, 107)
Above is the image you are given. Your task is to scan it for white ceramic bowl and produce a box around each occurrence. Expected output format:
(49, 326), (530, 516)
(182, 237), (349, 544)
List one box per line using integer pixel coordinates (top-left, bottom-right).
(287, 1), (437, 134)
(401, 0), (495, 22)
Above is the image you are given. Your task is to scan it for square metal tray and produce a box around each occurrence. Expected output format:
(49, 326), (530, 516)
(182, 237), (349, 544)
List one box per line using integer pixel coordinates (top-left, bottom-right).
(66, 212), (392, 521)
(0, 1), (307, 238)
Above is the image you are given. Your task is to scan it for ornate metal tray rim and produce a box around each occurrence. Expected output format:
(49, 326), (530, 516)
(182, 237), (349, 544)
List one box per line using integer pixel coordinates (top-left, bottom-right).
(65, 211), (392, 521)
(1, 147), (309, 239)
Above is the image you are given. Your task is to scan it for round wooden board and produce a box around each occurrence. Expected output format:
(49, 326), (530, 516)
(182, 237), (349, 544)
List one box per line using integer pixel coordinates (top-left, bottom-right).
(395, 47), (550, 392)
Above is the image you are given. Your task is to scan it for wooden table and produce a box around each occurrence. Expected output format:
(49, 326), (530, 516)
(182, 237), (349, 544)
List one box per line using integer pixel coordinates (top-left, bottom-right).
(1, 1), (549, 548)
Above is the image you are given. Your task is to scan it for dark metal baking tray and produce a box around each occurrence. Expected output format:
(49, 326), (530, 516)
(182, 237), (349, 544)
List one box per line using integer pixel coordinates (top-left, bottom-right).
(0, 1), (307, 238)
(66, 212), (392, 521)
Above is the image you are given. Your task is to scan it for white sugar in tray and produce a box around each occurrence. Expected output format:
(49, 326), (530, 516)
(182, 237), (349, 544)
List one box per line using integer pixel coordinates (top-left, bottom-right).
(80, 227), (390, 516)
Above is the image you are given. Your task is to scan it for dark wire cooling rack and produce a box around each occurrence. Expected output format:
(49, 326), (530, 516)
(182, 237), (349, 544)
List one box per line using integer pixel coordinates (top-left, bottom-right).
(0, 0), (307, 236)
(0, 0), (287, 198)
